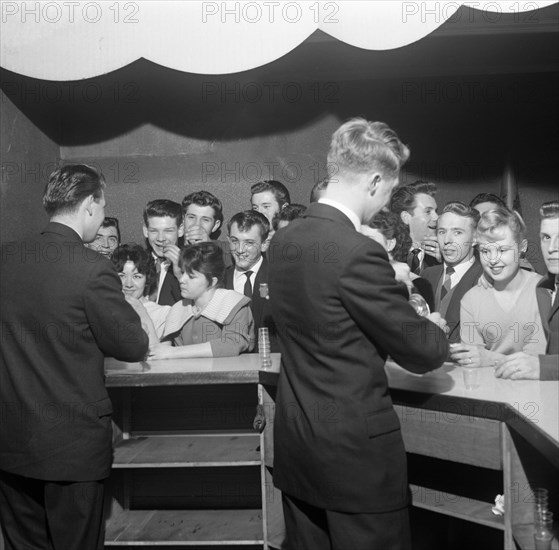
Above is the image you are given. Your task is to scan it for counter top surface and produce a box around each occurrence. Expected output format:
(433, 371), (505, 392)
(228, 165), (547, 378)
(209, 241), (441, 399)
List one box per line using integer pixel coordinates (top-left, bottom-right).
(105, 353), (281, 385)
(384, 360), (559, 445)
(105, 354), (558, 446)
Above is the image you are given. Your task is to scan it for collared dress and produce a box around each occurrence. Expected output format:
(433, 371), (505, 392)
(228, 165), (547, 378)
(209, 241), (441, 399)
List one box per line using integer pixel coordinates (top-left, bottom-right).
(161, 288), (255, 356)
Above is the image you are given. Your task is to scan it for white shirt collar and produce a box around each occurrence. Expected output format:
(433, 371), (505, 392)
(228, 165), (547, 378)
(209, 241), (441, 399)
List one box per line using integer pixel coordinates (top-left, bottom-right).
(318, 198), (361, 231)
(446, 256), (476, 284)
(233, 255), (263, 292)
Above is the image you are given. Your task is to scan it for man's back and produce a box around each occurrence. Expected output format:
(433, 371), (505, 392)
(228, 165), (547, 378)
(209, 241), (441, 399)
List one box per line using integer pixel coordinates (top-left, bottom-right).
(0, 222), (147, 481)
(268, 203), (448, 513)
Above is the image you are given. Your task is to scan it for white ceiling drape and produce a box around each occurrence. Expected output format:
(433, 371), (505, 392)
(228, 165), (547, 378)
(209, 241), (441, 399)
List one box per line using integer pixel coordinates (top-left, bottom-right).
(1, 1), (557, 80)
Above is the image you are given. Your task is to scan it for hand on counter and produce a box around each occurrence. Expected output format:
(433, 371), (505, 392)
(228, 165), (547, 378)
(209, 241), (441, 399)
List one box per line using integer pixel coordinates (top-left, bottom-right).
(146, 341), (173, 360)
(495, 352), (540, 380)
(449, 343), (487, 368)
(427, 312), (449, 334)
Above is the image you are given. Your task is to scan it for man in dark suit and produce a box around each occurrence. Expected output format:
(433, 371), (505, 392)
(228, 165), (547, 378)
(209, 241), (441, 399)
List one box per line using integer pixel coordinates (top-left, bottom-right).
(143, 199), (184, 306)
(496, 200), (559, 380)
(423, 201), (483, 344)
(268, 118), (449, 550)
(225, 210), (277, 351)
(0, 165), (149, 550)
(390, 180), (441, 274)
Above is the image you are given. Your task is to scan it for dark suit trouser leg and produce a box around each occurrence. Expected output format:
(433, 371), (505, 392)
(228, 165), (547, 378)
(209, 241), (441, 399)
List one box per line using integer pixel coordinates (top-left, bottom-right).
(282, 492), (332, 550)
(0, 469), (105, 550)
(282, 492), (411, 550)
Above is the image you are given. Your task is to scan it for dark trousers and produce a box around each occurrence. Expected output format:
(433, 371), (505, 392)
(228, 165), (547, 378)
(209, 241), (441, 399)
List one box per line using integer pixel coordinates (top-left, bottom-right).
(282, 493), (411, 550)
(0, 469), (105, 550)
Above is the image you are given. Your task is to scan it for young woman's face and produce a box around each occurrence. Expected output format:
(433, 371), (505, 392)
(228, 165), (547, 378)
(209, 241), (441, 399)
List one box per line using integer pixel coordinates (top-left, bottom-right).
(179, 269), (213, 302)
(478, 226), (523, 286)
(119, 261), (147, 299)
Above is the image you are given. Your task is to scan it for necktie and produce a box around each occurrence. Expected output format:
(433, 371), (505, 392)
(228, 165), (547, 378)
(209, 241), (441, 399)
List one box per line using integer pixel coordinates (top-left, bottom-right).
(243, 271), (253, 299)
(408, 249), (421, 275)
(440, 266), (455, 301)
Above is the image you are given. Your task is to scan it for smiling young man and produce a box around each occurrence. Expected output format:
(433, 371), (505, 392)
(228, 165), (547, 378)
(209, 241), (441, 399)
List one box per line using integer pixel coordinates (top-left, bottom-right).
(181, 190), (232, 267)
(142, 199), (184, 306)
(251, 180), (290, 252)
(390, 180), (440, 274)
(85, 216), (120, 258)
(225, 210), (276, 351)
(423, 202), (483, 343)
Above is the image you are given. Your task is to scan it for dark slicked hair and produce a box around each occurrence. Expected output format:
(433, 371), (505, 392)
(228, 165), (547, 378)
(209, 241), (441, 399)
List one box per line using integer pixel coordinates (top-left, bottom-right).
(143, 199), (182, 226)
(179, 242), (225, 287)
(390, 181), (437, 216)
(227, 210), (270, 242)
(540, 200), (559, 219)
(43, 164), (105, 217)
(441, 201), (480, 228)
(111, 244), (157, 298)
(181, 190), (224, 225)
(101, 216), (121, 242)
(327, 117), (409, 179)
(275, 204), (307, 230)
(251, 180), (291, 208)
(368, 210), (412, 263)
(469, 193), (506, 210)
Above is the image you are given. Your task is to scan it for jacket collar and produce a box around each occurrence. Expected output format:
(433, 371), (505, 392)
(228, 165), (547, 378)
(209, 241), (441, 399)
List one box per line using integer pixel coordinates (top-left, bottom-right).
(41, 221), (83, 243)
(304, 202), (357, 230)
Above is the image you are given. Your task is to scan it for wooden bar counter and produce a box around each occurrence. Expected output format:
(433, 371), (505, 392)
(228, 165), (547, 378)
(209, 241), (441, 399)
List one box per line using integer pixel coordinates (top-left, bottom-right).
(104, 355), (558, 549)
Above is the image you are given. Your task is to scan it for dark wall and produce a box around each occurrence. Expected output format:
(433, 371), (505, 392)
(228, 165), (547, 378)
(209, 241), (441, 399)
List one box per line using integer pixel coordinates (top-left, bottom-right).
(1, 19), (558, 272)
(0, 90), (59, 242)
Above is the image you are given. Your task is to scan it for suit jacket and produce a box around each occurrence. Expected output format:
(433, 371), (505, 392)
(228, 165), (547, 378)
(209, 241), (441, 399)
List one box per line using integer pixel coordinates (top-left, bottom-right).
(0, 222), (148, 481)
(420, 251), (441, 273)
(268, 203), (448, 513)
(225, 257), (278, 351)
(423, 259), (484, 344)
(158, 268), (182, 306)
(536, 273), (559, 380)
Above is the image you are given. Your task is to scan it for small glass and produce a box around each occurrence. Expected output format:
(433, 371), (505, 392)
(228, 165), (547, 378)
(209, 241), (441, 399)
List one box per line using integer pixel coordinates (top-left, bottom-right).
(534, 510), (554, 550)
(258, 327), (272, 370)
(463, 367), (480, 390)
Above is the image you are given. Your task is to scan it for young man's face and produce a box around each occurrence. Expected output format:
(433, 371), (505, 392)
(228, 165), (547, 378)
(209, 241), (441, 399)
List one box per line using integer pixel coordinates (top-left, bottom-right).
(540, 217), (559, 275)
(86, 225), (119, 257)
(184, 204), (220, 242)
(403, 193), (438, 244)
(228, 222), (263, 271)
(251, 191), (281, 224)
(437, 212), (476, 267)
(143, 216), (184, 258)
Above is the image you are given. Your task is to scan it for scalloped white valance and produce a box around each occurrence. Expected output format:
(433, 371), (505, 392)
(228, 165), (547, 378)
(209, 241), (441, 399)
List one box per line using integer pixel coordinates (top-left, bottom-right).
(1, 1), (557, 80)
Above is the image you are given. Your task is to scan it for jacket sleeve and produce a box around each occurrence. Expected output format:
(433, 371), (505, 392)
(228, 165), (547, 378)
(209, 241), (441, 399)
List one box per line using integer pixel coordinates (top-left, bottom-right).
(539, 355), (559, 380)
(338, 240), (448, 374)
(84, 262), (149, 361)
(209, 304), (255, 357)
